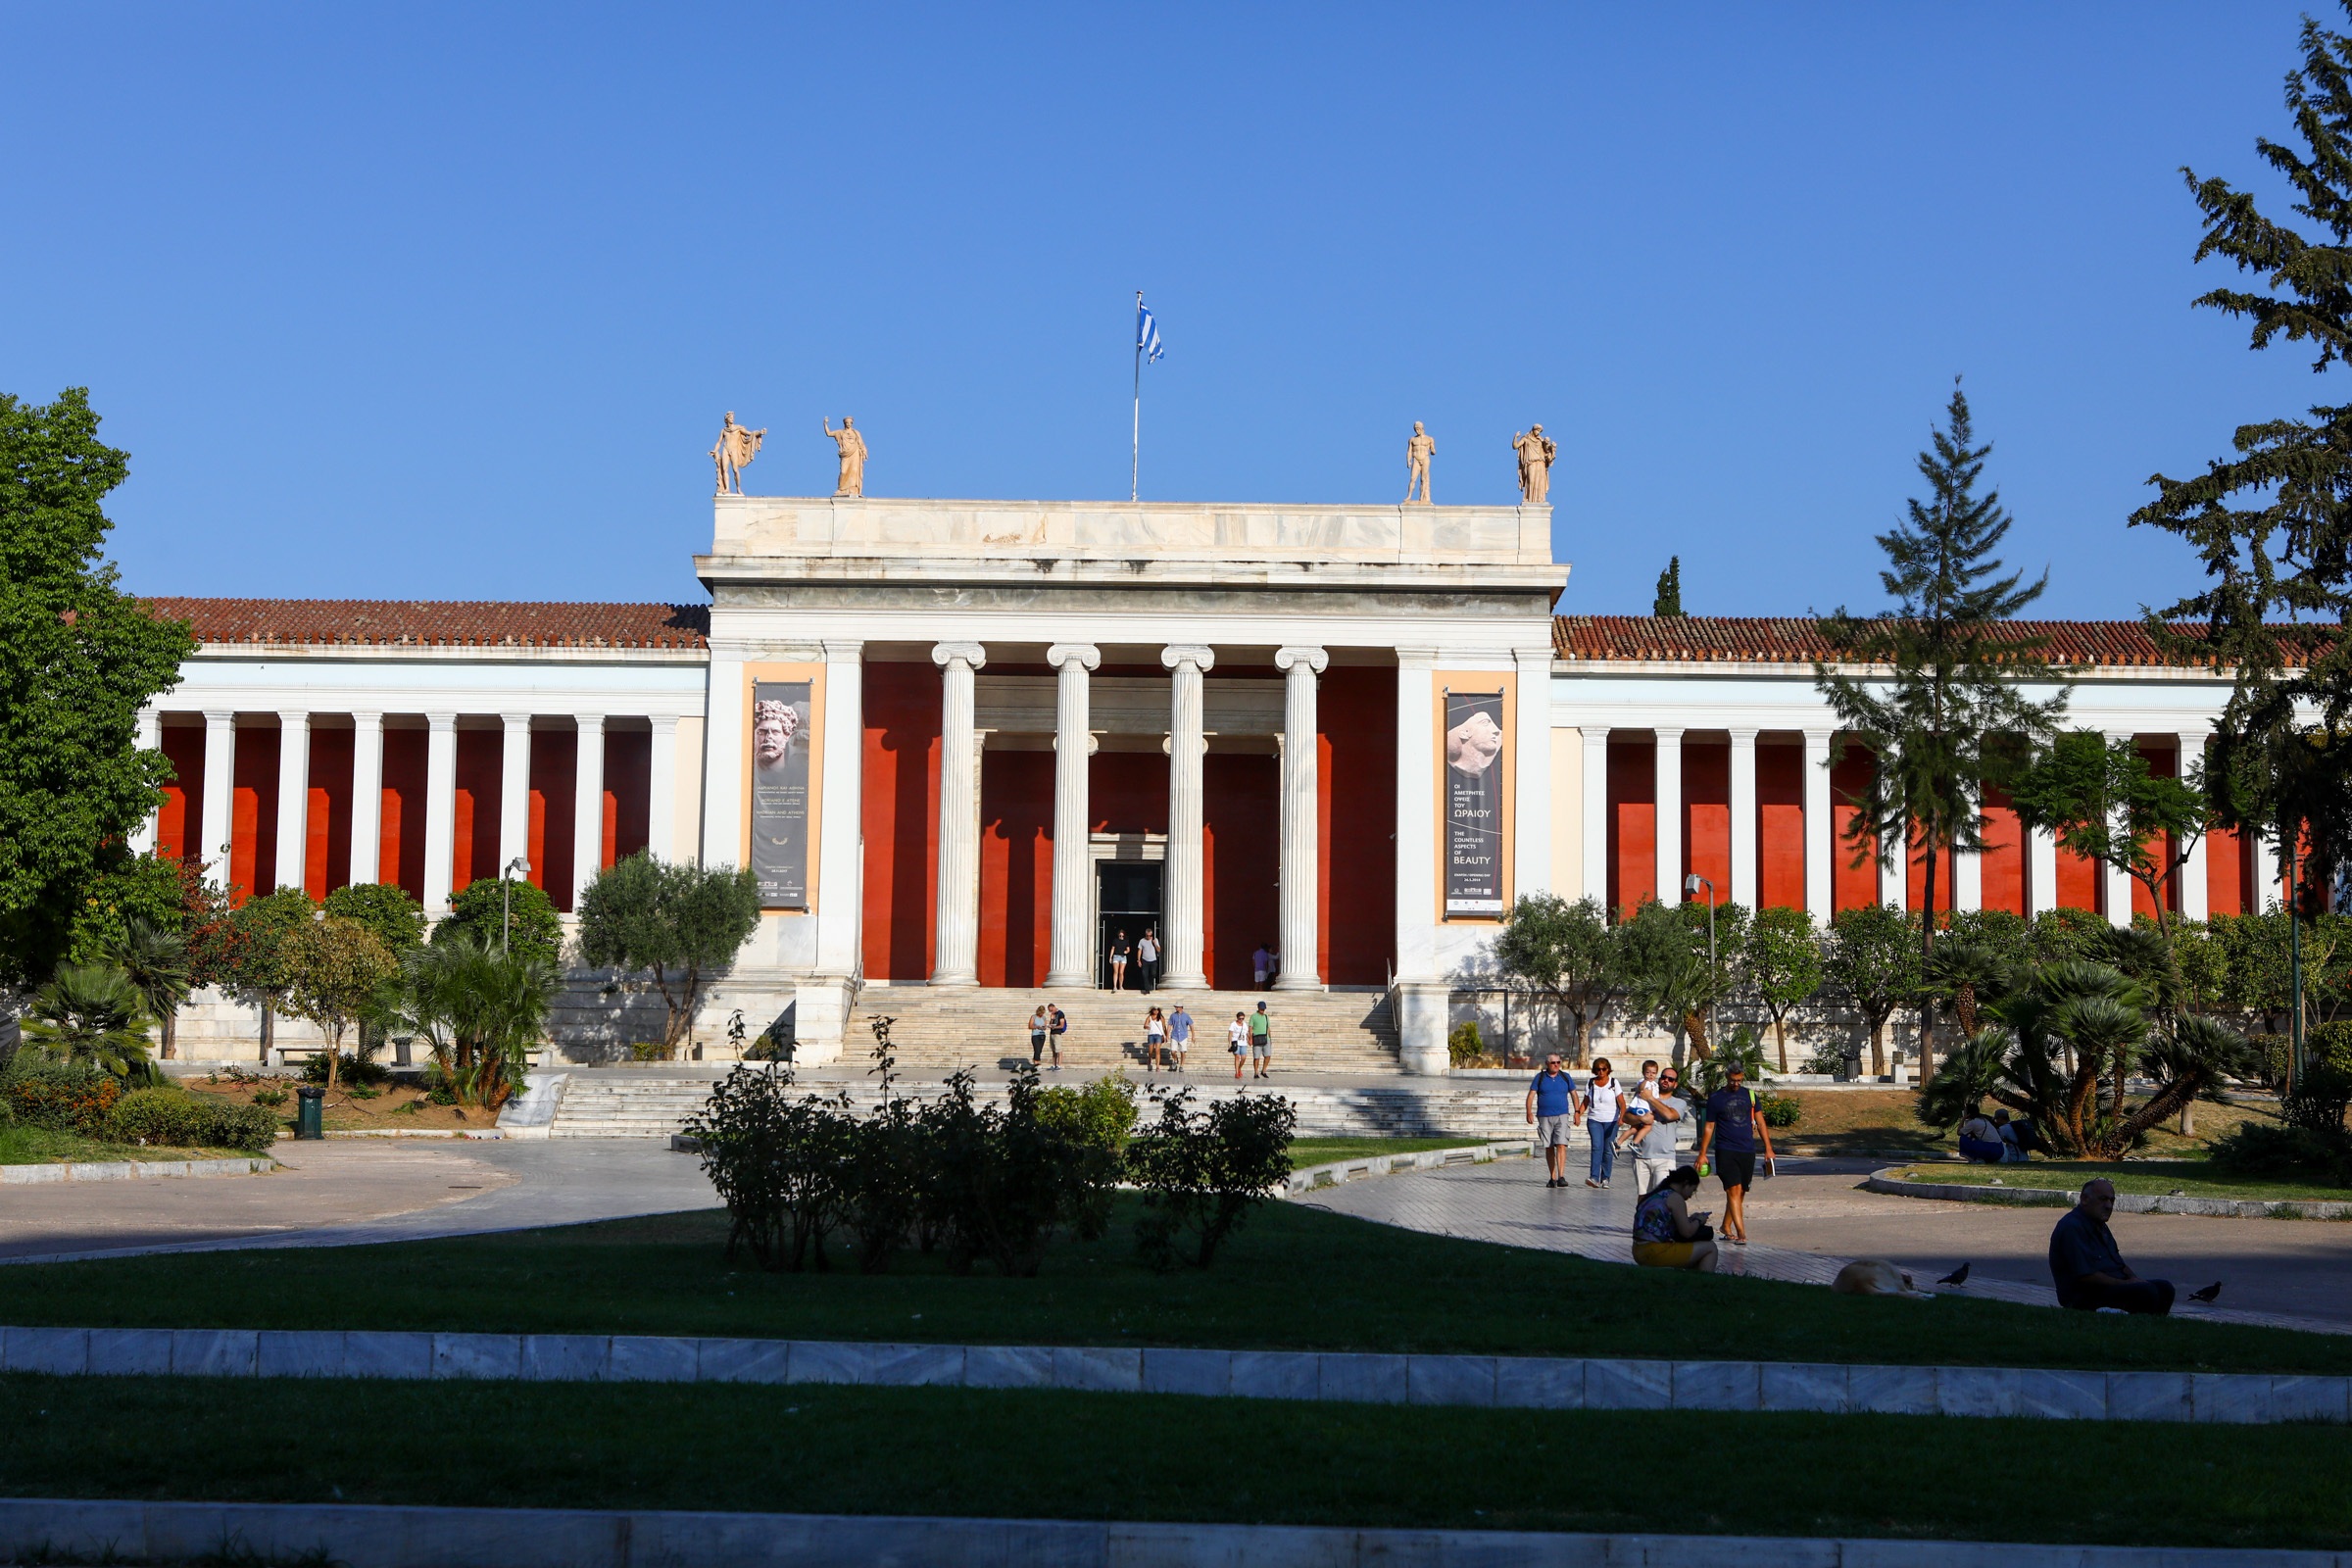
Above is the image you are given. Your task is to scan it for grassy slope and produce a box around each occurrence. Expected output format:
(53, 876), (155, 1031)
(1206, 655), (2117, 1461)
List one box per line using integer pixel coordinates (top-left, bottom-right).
(3, 1199), (2346, 1374)
(0, 1125), (246, 1166)
(2, 1376), (2347, 1549)
(1893, 1159), (2351, 1204)
(1287, 1135), (1496, 1165)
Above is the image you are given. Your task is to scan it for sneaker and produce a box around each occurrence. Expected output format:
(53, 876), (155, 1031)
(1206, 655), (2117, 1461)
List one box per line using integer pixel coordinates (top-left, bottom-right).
(1585, 1178), (1600, 1189)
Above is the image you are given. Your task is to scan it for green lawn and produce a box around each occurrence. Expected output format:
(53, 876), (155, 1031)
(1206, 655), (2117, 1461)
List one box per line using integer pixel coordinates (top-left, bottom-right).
(3, 1375), (2348, 1549)
(1288, 1135), (1505, 1167)
(4, 1197), (2347, 1374)
(1893, 1159), (2352, 1205)
(0, 1125), (250, 1166)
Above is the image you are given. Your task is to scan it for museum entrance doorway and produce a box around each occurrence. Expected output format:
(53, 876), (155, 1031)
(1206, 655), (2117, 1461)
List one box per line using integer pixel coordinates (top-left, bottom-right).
(1097, 860), (1163, 991)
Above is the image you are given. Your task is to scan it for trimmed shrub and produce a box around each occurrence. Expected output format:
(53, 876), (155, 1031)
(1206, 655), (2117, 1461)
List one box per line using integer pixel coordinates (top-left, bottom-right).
(1758, 1091), (1801, 1129)
(302, 1051), (388, 1088)
(103, 1087), (279, 1153)
(1447, 1021), (1486, 1067)
(2, 1057), (122, 1134)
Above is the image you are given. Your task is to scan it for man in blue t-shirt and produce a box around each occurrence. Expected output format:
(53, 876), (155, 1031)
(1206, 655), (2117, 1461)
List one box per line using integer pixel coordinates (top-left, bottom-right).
(1525, 1054), (1577, 1188)
(1693, 1061), (1774, 1245)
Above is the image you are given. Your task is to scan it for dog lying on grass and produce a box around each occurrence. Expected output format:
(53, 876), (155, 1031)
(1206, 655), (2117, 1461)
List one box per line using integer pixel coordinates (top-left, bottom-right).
(1832, 1258), (1933, 1298)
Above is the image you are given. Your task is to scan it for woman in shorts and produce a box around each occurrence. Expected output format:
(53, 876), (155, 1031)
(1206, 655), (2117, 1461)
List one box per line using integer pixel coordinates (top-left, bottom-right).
(1108, 929), (1131, 993)
(1144, 1006), (1166, 1071)
(1630, 1165), (1718, 1272)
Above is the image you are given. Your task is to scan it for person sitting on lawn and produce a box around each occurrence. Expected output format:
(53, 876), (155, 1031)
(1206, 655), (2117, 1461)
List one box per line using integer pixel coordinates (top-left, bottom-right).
(1630, 1164), (1718, 1273)
(1957, 1110), (2005, 1164)
(2048, 1179), (2175, 1315)
(1994, 1109), (2044, 1159)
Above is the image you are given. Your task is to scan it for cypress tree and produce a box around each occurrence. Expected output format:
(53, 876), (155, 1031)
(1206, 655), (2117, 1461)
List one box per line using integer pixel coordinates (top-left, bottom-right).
(1651, 557), (1685, 616)
(1814, 380), (2069, 1078)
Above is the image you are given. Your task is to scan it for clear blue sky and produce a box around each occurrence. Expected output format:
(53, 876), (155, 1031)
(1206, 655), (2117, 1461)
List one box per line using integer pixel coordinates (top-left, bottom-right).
(0, 3), (2333, 617)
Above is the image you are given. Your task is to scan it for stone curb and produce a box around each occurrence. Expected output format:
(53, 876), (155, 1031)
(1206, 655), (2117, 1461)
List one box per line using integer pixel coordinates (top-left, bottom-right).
(0, 1498), (2340, 1568)
(4, 1323), (2344, 1425)
(1279, 1139), (1529, 1197)
(0, 1157), (275, 1186)
(1865, 1166), (2352, 1222)
(322, 1129), (504, 1139)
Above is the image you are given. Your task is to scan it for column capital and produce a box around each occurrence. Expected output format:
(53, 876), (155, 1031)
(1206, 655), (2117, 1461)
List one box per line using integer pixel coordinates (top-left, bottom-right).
(1160, 643), (1216, 673)
(1274, 645), (1329, 674)
(821, 638), (864, 662)
(500, 710), (531, 727)
(276, 709), (310, 726)
(204, 709), (235, 726)
(426, 711), (458, 731)
(575, 711), (607, 732)
(1653, 725), (1687, 743)
(350, 708), (385, 725)
(1727, 726), (1760, 743)
(1581, 722), (1611, 741)
(649, 712), (680, 735)
(1047, 643), (1102, 671)
(1802, 726), (1835, 746)
(932, 641), (987, 670)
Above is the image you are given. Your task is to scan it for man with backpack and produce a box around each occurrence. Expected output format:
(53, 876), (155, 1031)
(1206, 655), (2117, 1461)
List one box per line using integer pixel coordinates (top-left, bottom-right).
(1692, 1060), (1774, 1247)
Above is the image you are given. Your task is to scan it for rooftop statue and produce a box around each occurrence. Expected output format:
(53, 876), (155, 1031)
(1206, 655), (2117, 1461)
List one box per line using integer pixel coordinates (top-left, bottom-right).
(823, 416), (868, 499)
(710, 411), (766, 497)
(1512, 424), (1556, 505)
(1404, 421), (1436, 505)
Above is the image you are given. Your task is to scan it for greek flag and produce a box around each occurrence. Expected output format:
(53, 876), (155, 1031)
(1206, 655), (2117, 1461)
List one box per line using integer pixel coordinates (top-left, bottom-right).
(1137, 297), (1164, 364)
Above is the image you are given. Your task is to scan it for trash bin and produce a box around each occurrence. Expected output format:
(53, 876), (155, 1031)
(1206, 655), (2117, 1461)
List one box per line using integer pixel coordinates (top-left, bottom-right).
(295, 1084), (325, 1140)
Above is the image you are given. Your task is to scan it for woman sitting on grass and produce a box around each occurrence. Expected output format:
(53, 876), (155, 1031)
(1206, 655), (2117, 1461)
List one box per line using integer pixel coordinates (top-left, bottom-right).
(1958, 1111), (2007, 1165)
(1631, 1164), (1718, 1272)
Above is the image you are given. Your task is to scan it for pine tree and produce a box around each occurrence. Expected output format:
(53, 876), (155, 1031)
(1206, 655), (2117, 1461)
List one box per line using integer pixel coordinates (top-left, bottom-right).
(2133, 5), (2352, 858)
(1652, 557), (1684, 616)
(1814, 380), (2070, 1078)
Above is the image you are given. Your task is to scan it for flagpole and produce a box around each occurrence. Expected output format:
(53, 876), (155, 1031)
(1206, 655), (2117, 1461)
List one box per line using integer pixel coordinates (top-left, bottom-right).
(1131, 290), (1143, 503)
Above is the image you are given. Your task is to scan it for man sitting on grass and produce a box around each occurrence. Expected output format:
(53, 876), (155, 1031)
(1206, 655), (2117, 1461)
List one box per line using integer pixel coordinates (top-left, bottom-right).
(2049, 1178), (2174, 1315)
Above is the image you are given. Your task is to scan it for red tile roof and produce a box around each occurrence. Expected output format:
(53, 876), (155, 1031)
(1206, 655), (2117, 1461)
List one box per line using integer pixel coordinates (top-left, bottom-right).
(1552, 614), (2332, 669)
(143, 598), (710, 650)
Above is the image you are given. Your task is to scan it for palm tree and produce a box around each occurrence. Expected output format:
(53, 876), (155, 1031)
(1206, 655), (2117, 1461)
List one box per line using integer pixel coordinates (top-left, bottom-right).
(22, 963), (161, 1085)
(386, 933), (553, 1107)
(108, 918), (192, 1059)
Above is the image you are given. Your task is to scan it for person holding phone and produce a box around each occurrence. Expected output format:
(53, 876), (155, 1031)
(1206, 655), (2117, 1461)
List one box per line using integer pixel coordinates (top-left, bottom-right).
(1631, 1165), (1718, 1272)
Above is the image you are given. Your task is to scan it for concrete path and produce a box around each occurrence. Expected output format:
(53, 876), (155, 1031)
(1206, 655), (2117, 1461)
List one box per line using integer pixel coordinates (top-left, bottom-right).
(1301, 1155), (2352, 1335)
(0, 1140), (716, 1266)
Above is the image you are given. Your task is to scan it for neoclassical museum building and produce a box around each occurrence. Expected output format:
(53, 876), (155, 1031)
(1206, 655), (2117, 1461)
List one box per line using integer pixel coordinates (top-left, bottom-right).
(141, 488), (2274, 1072)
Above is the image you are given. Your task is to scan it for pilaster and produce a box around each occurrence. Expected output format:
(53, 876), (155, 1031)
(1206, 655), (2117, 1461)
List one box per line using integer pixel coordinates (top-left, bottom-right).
(1160, 643), (1215, 990)
(1274, 645), (1328, 991)
(931, 642), (986, 986)
(1045, 643), (1101, 988)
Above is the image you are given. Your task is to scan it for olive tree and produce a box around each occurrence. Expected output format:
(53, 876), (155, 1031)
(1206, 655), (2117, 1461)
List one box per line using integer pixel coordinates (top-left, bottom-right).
(575, 853), (762, 1055)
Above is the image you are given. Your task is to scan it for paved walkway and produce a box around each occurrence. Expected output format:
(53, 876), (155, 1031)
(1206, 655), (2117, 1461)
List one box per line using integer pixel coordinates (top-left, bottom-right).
(1301, 1156), (2352, 1335)
(0, 1141), (716, 1266)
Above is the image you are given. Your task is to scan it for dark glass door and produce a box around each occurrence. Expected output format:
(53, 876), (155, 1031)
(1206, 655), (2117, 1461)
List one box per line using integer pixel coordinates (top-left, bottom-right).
(1097, 861), (1162, 991)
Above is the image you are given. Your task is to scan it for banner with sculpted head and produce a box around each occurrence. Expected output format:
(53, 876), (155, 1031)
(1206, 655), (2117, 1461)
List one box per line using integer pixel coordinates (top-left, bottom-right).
(1444, 689), (1506, 917)
(750, 681), (811, 907)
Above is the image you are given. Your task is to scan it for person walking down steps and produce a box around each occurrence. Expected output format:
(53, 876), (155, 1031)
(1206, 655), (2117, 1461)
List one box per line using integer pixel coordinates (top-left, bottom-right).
(1229, 1011), (1248, 1080)
(1249, 1002), (1272, 1078)
(1145, 1006), (1167, 1072)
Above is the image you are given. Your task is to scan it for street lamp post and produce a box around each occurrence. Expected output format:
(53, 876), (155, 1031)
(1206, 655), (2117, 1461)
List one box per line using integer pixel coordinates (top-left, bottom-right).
(1684, 872), (1718, 1060)
(501, 856), (531, 954)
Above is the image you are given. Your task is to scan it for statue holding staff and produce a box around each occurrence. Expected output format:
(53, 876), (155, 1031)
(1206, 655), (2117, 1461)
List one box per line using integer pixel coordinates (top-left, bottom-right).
(710, 411), (765, 496)
(1512, 423), (1557, 505)
(822, 416), (867, 499)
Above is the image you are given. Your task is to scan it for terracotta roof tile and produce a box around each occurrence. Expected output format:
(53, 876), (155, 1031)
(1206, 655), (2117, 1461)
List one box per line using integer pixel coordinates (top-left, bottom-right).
(1551, 614), (2333, 670)
(143, 598), (710, 651)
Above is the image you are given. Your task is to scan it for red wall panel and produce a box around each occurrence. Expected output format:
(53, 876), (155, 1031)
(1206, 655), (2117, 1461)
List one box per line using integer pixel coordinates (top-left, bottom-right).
(229, 723), (280, 905)
(1757, 740), (1805, 911)
(1204, 754), (1279, 989)
(861, 662), (942, 983)
(529, 728), (578, 911)
(1683, 738), (1730, 902)
(380, 727), (428, 901)
(2132, 741), (2179, 920)
(978, 750), (1054, 989)
(606, 729), (651, 866)
(1090, 753), (1169, 835)
(451, 730), (501, 896)
(1979, 784), (2026, 917)
(2055, 841), (2102, 913)
(1319, 664), (1396, 986)
(1831, 744), (1879, 912)
(1607, 736), (1657, 917)
(158, 725), (203, 865)
(306, 726), (355, 899)
(1907, 827), (1953, 919)
(2208, 823), (2249, 916)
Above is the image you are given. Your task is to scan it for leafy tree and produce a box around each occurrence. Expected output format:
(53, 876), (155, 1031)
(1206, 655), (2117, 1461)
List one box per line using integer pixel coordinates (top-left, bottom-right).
(575, 854), (762, 1054)
(324, 882), (426, 958)
(1741, 906), (1823, 1072)
(2132, 8), (2352, 861)
(104, 917), (191, 1061)
(0, 388), (195, 989)
(1822, 904), (1922, 1077)
(280, 915), (398, 1090)
(1652, 557), (1685, 616)
(1814, 381), (2069, 1078)
(2028, 906), (2114, 970)
(220, 889), (318, 1064)
(20, 962), (158, 1084)
(1615, 897), (1746, 1061)
(2010, 733), (2210, 941)
(1492, 894), (1621, 1063)
(432, 876), (561, 967)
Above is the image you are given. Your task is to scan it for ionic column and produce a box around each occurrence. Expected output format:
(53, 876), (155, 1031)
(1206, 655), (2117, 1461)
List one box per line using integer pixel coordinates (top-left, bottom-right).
(2102, 730), (2137, 927)
(1728, 728), (1758, 908)
(1512, 644), (1553, 900)
(1045, 643), (1101, 988)
(1653, 727), (1684, 905)
(131, 709), (161, 856)
(1161, 644), (1215, 989)
(1877, 742), (1906, 909)
(273, 711), (312, 892)
(816, 640), (867, 974)
(1954, 837), (1984, 912)
(572, 713), (606, 908)
(422, 713), (458, 913)
(1274, 645), (1328, 991)
(2028, 822), (2060, 915)
(2178, 731), (2211, 922)
(1581, 726), (1611, 906)
(931, 642), (986, 986)
(200, 710), (236, 889)
(1803, 728), (1834, 925)
(647, 714), (679, 862)
(2253, 824), (2282, 911)
(349, 711), (384, 884)
(499, 712), (532, 881)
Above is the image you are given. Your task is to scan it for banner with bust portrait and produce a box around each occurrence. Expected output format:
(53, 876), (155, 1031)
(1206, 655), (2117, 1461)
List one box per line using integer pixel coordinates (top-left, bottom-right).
(750, 680), (812, 907)
(1443, 689), (1506, 917)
